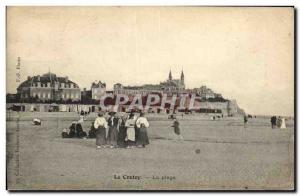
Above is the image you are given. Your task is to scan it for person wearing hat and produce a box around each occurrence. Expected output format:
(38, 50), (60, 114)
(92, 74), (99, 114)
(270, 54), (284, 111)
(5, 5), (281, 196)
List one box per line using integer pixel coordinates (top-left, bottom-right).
(117, 113), (127, 148)
(94, 111), (108, 148)
(125, 112), (137, 148)
(136, 112), (150, 147)
(107, 111), (119, 148)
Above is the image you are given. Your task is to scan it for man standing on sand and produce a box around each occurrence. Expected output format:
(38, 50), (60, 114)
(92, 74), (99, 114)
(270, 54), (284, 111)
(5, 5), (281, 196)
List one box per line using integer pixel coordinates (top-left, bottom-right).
(271, 116), (277, 129)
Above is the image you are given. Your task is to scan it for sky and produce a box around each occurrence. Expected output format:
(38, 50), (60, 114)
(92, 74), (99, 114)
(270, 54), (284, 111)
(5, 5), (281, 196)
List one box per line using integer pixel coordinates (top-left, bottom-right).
(6, 6), (294, 116)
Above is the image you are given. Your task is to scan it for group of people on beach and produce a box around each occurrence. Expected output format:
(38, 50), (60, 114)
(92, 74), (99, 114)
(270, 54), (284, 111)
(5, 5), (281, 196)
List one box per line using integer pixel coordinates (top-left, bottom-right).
(61, 110), (184, 148)
(93, 111), (150, 149)
(270, 116), (286, 129)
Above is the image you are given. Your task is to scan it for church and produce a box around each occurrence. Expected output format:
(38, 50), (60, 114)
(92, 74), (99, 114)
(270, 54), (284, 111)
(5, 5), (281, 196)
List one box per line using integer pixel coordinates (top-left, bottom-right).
(113, 70), (186, 95)
(159, 70), (185, 92)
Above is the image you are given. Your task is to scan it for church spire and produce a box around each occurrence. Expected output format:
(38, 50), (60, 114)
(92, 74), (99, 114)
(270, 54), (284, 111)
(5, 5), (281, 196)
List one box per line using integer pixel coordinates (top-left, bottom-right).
(168, 69), (172, 80)
(181, 69), (184, 81)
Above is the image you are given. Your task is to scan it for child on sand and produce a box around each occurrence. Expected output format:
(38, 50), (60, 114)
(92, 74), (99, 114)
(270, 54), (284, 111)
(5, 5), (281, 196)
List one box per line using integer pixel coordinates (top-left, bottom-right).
(171, 117), (183, 141)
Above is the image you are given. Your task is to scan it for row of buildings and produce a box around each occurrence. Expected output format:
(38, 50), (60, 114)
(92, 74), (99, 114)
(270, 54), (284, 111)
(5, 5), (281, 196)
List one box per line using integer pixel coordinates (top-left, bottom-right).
(11, 70), (225, 103)
(7, 70), (246, 115)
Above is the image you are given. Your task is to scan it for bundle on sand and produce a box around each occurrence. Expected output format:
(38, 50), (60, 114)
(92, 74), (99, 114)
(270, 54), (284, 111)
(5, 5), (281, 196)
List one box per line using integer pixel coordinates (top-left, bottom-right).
(32, 118), (41, 126)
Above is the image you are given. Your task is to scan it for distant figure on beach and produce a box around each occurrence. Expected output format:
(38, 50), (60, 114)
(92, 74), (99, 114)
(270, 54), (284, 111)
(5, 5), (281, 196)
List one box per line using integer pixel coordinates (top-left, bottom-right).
(277, 116), (282, 128)
(171, 116), (183, 141)
(107, 111), (119, 148)
(244, 115), (248, 128)
(280, 117), (287, 129)
(94, 112), (108, 149)
(117, 114), (127, 148)
(125, 113), (136, 148)
(78, 111), (85, 123)
(271, 116), (277, 129)
(136, 112), (150, 148)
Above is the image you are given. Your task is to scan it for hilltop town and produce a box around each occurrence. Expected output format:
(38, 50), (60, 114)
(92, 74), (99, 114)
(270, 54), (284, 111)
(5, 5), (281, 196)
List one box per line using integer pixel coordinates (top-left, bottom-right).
(6, 70), (244, 116)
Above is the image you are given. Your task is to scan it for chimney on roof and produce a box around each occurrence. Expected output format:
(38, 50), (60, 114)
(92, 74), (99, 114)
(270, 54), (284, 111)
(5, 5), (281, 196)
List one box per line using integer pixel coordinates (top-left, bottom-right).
(65, 76), (68, 82)
(37, 75), (40, 81)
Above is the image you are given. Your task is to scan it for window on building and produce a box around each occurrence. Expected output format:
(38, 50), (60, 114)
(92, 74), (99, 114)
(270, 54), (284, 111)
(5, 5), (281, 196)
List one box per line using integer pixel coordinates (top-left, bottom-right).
(48, 93), (51, 98)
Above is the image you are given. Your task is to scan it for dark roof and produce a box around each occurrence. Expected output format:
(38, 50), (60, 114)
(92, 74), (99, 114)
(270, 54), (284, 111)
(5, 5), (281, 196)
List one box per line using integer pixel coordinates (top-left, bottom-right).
(18, 72), (80, 89)
(91, 81), (106, 88)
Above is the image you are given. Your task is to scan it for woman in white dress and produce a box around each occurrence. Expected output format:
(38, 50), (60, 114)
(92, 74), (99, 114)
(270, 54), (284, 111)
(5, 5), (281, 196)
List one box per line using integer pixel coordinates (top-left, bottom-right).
(280, 118), (287, 129)
(125, 113), (136, 148)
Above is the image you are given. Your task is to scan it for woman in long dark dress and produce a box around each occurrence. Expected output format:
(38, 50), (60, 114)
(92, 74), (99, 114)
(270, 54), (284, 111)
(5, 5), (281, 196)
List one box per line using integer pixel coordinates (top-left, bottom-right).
(136, 113), (150, 147)
(75, 123), (87, 138)
(94, 112), (108, 148)
(117, 115), (127, 148)
(107, 112), (119, 148)
(68, 122), (76, 138)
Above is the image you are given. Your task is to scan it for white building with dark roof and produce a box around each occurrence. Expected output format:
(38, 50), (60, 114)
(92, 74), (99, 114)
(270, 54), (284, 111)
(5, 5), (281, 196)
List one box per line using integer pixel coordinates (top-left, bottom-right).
(17, 72), (81, 102)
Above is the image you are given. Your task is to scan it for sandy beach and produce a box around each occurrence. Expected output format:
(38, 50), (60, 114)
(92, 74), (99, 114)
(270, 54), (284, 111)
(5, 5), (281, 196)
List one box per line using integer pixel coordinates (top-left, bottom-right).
(6, 112), (294, 190)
